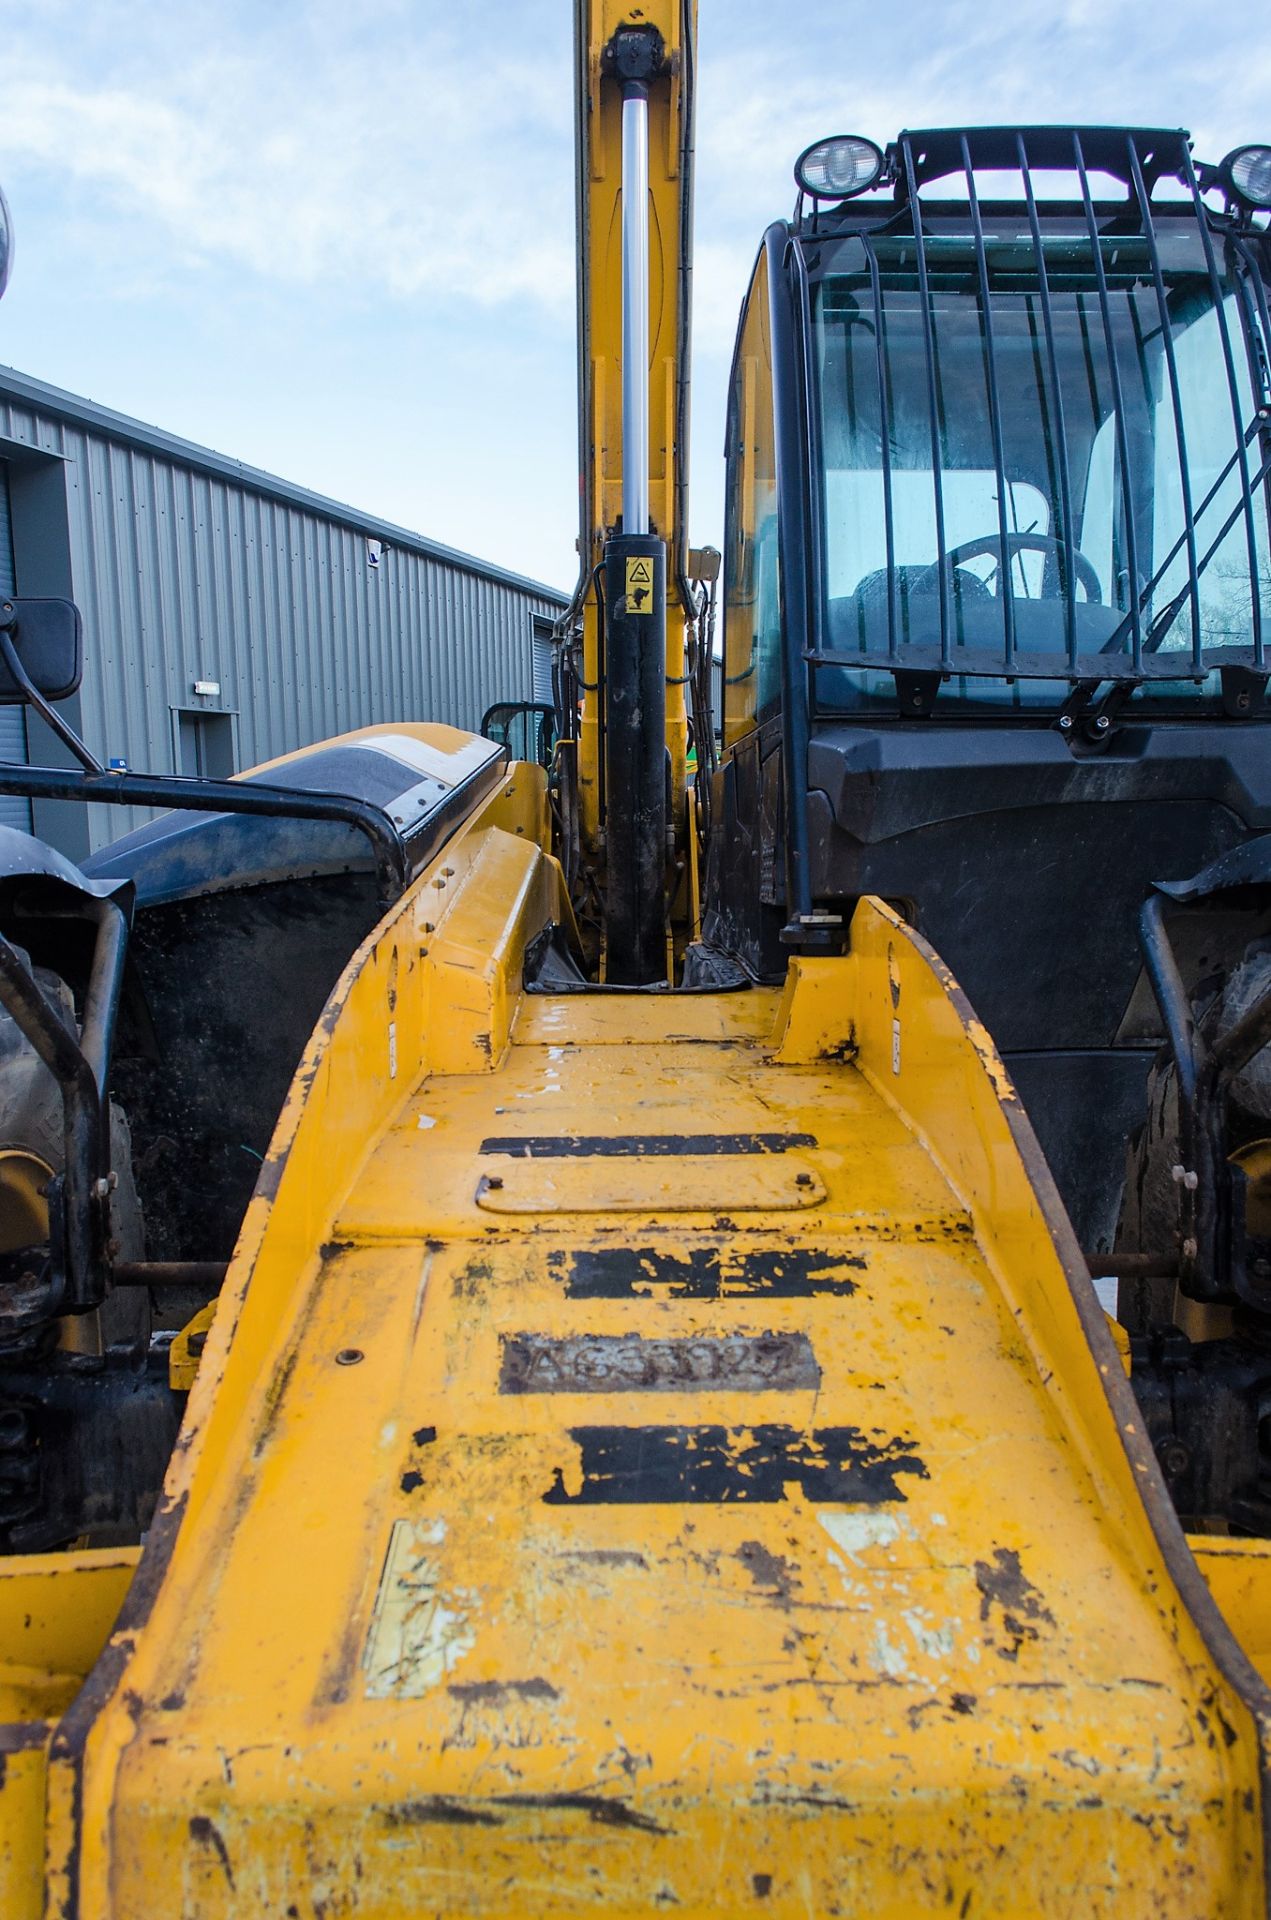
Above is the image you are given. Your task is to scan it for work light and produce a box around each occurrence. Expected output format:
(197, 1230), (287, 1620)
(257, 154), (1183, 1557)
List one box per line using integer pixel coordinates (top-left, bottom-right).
(1222, 145), (1271, 210)
(794, 135), (884, 201)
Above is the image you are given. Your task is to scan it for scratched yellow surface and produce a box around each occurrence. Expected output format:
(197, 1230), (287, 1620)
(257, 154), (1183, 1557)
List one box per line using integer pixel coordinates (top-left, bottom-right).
(19, 795), (1266, 1916)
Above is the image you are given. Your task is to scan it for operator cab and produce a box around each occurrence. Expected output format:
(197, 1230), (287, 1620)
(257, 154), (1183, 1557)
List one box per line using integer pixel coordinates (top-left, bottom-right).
(705, 124), (1271, 1245)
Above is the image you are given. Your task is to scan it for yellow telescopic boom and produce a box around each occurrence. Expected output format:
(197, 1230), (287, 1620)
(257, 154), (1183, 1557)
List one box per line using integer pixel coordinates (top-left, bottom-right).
(570, 0), (695, 980)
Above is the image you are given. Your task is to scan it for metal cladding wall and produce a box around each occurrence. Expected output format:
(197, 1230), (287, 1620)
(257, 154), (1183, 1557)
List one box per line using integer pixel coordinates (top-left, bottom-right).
(0, 366), (566, 851)
(0, 461), (31, 830)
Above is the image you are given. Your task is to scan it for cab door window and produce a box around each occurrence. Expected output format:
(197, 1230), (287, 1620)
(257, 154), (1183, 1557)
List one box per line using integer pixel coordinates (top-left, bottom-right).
(723, 250), (781, 746)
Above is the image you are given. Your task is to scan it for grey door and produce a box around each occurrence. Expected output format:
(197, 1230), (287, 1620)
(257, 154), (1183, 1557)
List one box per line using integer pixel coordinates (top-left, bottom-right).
(531, 615), (554, 706)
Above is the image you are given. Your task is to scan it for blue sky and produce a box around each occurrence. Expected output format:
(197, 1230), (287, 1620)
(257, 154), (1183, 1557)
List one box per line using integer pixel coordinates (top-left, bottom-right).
(1, 0), (1268, 594)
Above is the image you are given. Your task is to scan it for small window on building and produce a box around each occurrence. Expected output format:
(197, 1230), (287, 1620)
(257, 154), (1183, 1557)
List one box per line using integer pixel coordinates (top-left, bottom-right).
(175, 710), (236, 781)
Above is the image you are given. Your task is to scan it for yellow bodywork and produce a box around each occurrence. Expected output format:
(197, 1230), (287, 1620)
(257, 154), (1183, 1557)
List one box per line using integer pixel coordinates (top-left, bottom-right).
(3, 759), (1270, 1914)
(1194, 1536), (1271, 1689)
(0, 1548), (138, 1915)
(168, 1303), (219, 1395)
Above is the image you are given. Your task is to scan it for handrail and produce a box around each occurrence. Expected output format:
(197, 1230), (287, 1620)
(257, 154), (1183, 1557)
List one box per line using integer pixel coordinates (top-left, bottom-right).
(0, 764), (409, 905)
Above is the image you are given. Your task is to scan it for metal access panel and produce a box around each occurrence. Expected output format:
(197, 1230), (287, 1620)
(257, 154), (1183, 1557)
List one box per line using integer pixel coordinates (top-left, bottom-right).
(0, 461), (31, 831)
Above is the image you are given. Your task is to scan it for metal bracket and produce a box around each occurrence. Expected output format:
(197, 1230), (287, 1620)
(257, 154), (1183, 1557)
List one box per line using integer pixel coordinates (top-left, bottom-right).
(1086, 681), (1137, 746)
(779, 909), (849, 955)
(893, 670), (941, 719)
(1055, 679), (1100, 740)
(1220, 664), (1268, 718)
(1057, 679), (1134, 752)
(602, 24), (666, 82)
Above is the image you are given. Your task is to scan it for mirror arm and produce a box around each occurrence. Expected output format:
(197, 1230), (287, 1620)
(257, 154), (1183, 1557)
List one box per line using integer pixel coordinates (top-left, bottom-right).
(0, 621), (103, 775)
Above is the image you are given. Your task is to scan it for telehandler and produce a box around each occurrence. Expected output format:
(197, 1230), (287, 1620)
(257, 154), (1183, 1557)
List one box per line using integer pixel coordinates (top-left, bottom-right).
(3, 2), (1271, 1911)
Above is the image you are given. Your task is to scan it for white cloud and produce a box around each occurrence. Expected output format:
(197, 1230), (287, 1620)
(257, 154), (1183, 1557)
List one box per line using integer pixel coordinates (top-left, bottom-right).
(0, 2), (577, 310)
(4, 0), (1267, 331)
(1, 0), (1268, 583)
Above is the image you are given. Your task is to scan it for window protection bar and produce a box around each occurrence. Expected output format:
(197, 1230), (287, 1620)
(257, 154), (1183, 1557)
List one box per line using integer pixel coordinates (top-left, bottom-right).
(1180, 142), (1265, 667)
(1072, 130), (1144, 671)
(812, 425), (1271, 676)
(895, 125), (1188, 198)
(1229, 234), (1271, 635)
(1132, 442), (1271, 658)
(802, 125), (1271, 692)
(1125, 134), (1204, 673)
(1017, 132), (1080, 671)
(961, 134), (1017, 669)
(1087, 416), (1269, 661)
(859, 235), (901, 663)
(899, 134), (952, 669)
(1233, 237), (1271, 407)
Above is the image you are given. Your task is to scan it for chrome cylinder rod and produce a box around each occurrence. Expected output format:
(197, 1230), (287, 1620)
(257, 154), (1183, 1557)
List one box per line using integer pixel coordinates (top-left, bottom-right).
(621, 81), (650, 537)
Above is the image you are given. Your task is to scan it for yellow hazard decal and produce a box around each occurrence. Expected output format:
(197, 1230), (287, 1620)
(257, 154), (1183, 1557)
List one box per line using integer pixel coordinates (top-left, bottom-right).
(626, 555), (654, 612)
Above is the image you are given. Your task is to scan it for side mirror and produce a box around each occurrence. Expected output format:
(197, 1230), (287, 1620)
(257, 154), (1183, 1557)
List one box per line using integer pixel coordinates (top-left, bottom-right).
(0, 599), (84, 702)
(480, 701), (556, 769)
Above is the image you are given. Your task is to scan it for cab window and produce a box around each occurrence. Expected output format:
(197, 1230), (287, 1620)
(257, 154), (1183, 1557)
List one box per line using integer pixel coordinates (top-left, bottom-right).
(723, 249), (781, 745)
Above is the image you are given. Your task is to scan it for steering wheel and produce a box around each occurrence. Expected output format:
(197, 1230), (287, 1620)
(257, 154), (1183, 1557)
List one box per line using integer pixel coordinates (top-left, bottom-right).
(914, 533), (1103, 604)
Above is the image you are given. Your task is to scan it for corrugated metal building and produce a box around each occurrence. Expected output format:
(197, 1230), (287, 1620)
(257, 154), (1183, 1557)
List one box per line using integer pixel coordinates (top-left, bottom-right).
(0, 364), (565, 858)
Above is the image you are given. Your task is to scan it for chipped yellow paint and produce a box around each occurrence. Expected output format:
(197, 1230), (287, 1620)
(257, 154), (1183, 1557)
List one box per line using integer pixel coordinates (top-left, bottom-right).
(363, 1517), (478, 1699)
(18, 850), (1268, 1915)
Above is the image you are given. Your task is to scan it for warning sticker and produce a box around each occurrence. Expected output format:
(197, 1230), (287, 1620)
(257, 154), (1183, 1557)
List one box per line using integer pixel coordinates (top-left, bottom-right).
(626, 555), (654, 612)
